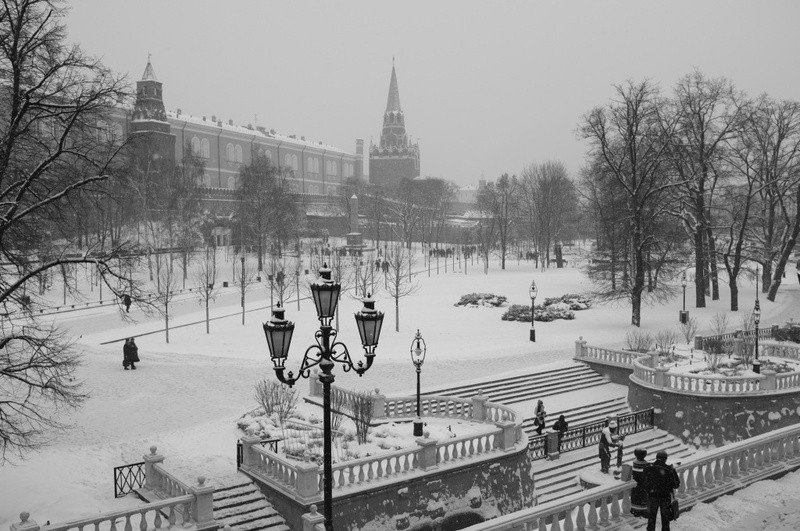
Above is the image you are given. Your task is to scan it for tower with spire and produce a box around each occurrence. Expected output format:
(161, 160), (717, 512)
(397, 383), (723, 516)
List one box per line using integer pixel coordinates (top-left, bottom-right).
(369, 60), (420, 187)
(130, 56), (175, 168)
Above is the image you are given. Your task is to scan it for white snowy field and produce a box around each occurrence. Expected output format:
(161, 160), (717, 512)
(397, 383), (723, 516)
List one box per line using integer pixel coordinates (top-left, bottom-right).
(2, 251), (800, 529)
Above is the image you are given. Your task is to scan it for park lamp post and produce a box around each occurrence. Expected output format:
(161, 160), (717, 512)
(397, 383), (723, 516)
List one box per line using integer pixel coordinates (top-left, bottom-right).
(753, 298), (761, 374)
(679, 271), (689, 324)
(262, 264), (384, 531)
(529, 279), (538, 342)
(410, 329), (427, 437)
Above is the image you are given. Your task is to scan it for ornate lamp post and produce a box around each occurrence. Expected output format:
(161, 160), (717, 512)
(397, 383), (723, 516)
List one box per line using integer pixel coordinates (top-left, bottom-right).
(529, 279), (538, 342)
(679, 271), (689, 324)
(753, 298), (761, 374)
(410, 329), (427, 436)
(262, 264), (384, 531)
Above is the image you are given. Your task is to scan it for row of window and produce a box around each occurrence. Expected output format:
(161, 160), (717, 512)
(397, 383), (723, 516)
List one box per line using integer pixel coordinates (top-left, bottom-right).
(198, 173), (337, 196)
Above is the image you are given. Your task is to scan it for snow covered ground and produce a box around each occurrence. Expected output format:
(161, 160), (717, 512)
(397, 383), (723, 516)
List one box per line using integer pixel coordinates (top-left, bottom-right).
(3, 250), (800, 529)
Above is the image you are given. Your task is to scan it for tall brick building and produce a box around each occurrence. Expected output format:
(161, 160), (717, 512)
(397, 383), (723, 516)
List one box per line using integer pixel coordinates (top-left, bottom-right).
(369, 62), (420, 187)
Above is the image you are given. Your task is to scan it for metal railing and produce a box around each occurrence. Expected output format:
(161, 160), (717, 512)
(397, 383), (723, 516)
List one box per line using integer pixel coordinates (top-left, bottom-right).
(237, 437), (280, 469)
(113, 461), (145, 498)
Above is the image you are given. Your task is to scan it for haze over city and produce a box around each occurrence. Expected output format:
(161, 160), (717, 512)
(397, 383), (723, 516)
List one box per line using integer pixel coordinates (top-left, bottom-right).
(65, 0), (800, 185)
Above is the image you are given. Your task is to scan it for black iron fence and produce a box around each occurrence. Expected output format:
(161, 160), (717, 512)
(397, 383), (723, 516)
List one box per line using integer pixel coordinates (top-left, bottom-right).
(114, 461), (145, 498)
(528, 408), (655, 461)
(236, 437), (281, 469)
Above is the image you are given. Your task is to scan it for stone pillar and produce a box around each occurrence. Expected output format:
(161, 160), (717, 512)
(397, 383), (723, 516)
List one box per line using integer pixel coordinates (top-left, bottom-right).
(693, 335), (704, 351)
(295, 460), (322, 500)
(762, 369), (777, 391)
(239, 434), (262, 469)
(649, 352), (660, 368)
(471, 392), (488, 422)
(143, 445), (165, 491)
(654, 366), (669, 388)
(575, 337), (587, 358)
(10, 513), (39, 531)
(546, 431), (560, 460)
(495, 420), (518, 451)
(190, 476), (216, 531)
(302, 505), (325, 531)
(371, 389), (386, 420)
(620, 464), (632, 481)
(416, 433), (439, 470)
(309, 370), (322, 398)
(733, 337), (744, 359)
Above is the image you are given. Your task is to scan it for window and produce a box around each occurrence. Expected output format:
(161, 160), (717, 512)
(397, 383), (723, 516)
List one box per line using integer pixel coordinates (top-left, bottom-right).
(313, 158), (320, 173)
(226, 143), (235, 162)
(292, 154), (298, 170)
(284, 153), (292, 166)
(191, 136), (201, 155)
(201, 138), (210, 158)
(331, 161), (337, 176)
(307, 156), (314, 171)
(265, 150), (272, 160)
(235, 144), (243, 163)
(227, 176), (236, 189)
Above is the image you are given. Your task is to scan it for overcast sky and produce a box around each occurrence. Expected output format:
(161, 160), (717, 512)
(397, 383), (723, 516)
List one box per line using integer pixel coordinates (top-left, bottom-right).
(66, 0), (800, 186)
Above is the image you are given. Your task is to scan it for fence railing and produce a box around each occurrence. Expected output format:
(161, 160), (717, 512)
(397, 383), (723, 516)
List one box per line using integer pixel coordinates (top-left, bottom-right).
(695, 325), (777, 351)
(236, 437), (280, 469)
(40, 494), (195, 531)
(113, 461), (145, 498)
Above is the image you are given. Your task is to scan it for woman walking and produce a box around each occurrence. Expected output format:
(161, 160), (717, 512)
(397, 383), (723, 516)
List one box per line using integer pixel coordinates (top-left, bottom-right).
(533, 400), (546, 435)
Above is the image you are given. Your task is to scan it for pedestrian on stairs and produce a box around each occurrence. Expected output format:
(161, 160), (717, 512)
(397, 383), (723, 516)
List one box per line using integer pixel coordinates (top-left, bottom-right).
(533, 400), (546, 435)
(598, 418), (621, 473)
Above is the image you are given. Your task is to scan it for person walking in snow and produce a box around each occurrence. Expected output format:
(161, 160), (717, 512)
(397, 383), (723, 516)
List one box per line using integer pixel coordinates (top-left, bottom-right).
(123, 337), (139, 370)
(533, 400), (546, 435)
(122, 294), (131, 313)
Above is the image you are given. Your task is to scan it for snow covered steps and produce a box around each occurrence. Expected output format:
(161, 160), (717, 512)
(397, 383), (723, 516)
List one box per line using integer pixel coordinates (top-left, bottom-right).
(520, 396), (630, 442)
(423, 363), (609, 405)
(533, 429), (695, 505)
(213, 476), (290, 531)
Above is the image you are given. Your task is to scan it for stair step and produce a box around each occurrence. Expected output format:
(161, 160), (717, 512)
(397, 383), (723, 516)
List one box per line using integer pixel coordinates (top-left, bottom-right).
(426, 365), (599, 396)
(235, 521), (291, 531)
(220, 508), (285, 527)
(214, 485), (261, 504)
(212, 475), (291, 531)
(215, 500), (281, 520)
(483, 376), (609, 403)
(438, 370), (605, 397)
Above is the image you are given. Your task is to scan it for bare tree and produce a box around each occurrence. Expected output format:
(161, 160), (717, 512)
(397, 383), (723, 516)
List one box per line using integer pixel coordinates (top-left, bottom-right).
(154, 251), (178, 343)
(236, 254), (258, 325)
(194, 245), (219, 334)
(385, 244), (419, 332)
(477, 174), (519, 270)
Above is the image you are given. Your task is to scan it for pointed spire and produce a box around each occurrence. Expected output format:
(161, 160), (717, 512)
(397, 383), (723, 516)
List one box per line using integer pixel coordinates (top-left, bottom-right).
(141, 54), (158, 82)
(385, 62), (401, 113)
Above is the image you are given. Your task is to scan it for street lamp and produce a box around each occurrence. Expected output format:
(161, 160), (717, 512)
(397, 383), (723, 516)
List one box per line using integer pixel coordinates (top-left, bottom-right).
(753, 298), (761, 374)
(410, 329), (427, 436)
(529, 280), (538, 342)
(679, 271), (689, 324)
(262, 264), (384, 531)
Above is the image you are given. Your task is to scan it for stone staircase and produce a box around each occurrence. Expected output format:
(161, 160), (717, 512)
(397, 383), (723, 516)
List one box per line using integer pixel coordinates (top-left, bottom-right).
(520, 396), (630, 443)
(533, 428), (695, 505)
(213, 475), (290, 531)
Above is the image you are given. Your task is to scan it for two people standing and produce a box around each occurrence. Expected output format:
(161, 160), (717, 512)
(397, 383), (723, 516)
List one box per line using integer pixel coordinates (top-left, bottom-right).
(598, 418), (623, 473)
(123, 337), (139, 370)
(642, 450), (681, 531)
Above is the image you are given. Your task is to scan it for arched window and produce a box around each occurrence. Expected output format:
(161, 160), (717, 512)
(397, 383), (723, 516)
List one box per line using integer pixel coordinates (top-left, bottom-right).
(235, 144), (243, 163)
(201, 138), (210, 158)
(331, 161), (337, 176)
(226, 143), (235, 162)
(284, 153), (292, 167)
(313, 158), (320, 173)
(292, 154), (298, 170)
(191, 136), (201, 155)
(228, 176), (236, 189)
(265, 150), (272, 160)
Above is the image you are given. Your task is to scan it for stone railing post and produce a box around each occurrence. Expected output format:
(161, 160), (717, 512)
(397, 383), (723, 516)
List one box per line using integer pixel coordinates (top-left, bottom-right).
(733, 336), (744, 358)
(309, 369), (322, 398)
(762, 369), (777, 391)
(495, 420), (518, 451)
(620, 464), (632, 482)
(239, 433), (262, 469)
(649, 352), (659, 369)
(471, 391), (488, 422)
(143, 445), (165, 491)
(302, 505), (325, 531)
(10, 513), (39, 531)
(295, 460), (321, 500)
(416, 433), (439, 470)
(575, 336), (587, 358)
(654, 366), (669, 388)
(546, 431), (560, 460)
(190, 476), (216, 531)
(371, 388), (386, 420)
(693, 335), (704, 351)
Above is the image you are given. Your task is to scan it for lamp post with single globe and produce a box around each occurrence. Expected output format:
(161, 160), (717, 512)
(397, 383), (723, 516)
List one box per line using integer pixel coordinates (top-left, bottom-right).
(679, 271), (688, 324)
(529, 280), (538, 342)
(753, 298), (761, 374)
(410, 329), (427, 436)
(262, 264), (384, 531)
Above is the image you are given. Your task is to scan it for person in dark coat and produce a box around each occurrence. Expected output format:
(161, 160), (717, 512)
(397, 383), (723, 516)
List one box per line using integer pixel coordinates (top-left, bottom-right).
(533, 400), (546, 435)
(630, 448), (650, 517)
(598, 419), (621, 473)
(643, 450), (680, 531)
(123, 337), (139, 370)
(122, 294), (132, 313)
(552, 414), (568, 450)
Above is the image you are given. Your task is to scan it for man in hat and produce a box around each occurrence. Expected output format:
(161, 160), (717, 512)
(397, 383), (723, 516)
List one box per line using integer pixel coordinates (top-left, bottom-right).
(598, 418), (621, 473)
(643, 450), (681, 531)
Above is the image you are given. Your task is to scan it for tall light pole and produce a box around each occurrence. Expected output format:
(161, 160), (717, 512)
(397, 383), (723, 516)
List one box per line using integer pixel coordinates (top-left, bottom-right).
(263, 265), (384, 531)
(529, 279), (538, 342)
(410, 329), (427, 436)
(240, 256), (246, 325)
(679, 271), (688, 324)
(267, 273), (274, 308)
(753, 298), (761, 374)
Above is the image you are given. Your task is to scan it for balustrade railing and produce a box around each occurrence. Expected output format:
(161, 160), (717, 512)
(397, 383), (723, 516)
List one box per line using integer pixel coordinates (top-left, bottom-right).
(385, 395), (474, 420)
(762, 340), (800, 361)
(236, 437), (280, 469)
(330, 447), (419, 490)
(249, 444), (300, 491)
(666, 372), (762, 393)
(113, 461), (145, 498)
(152, 463), (192, 498)
(40, 495), (194, 531)
(582, 344), (639, 366)
(437, 432), (498, 465)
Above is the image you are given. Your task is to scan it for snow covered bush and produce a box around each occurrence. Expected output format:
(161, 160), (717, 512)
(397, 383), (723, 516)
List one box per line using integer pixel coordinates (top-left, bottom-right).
(254, 379), (298, 427)
(501, 304), (531, 322)
(455, 292), (508, 307)
(500, 303), (574, 322)
(542, 293), (592, 310)
(625, 329), (653, 353)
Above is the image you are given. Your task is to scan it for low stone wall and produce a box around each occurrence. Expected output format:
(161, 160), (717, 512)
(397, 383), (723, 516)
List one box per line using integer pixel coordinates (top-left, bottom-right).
(628, 375), (800, 447)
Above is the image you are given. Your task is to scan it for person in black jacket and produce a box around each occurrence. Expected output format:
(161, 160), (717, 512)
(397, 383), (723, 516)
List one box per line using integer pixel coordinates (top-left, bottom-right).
(123, 337), (139, 370)
(643, 450), (680, 531)
(552, 414), (568, 450)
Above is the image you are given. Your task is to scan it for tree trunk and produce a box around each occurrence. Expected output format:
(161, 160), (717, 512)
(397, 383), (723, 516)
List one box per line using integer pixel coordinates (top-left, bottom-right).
(165, 301), (170, 344)
(694, 230), (705, 307)
(206, 295), (210, 334)
(706, 228), (719, 300)
(395, 297), (400, 332)
(729, 277), (739, 311)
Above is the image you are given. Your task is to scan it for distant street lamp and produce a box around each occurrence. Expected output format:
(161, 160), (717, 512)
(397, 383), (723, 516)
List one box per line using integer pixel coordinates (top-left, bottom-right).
(410, 329), (427, 436)
(529, 280), (538, 342)
(679, 271), (689, 324)
(267, 273), (274, 308)
(262, 264), (384, 531)
(753, 298), (761, 374)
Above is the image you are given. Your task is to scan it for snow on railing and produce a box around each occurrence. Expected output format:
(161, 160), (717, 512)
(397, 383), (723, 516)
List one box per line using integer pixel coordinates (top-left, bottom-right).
(249, 444), (300, 490)
(152, 462), (193, 498)
(665, 372), (762, 393)
(761, 340), (800, 361)
(574, 338), (639, 367)
(436, 431), (498, 465)
(330, 447), (419, 490)
(37, 495), (196, 531)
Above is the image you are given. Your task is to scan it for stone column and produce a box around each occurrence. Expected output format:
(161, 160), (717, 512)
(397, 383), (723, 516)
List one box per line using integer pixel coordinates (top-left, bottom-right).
(190, 476), (216, 531)
(371, 389), (386, 420)
(649, 352), (659, 369)
(495, 420), (518, 451)
(416, 434), (439, 470)
(546, 431), (560, 460)
(762, 369), (777, 391)
(143, 446), (165, 491)
(575, 337), (587, 358)
(295, 460), (322, 500)
(471, 392), (488, 422)
(302, 505), (325, 531)
(10, 513), (39, 531)
(654, 366), (669, 388)
(239, 434), (263, 469)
